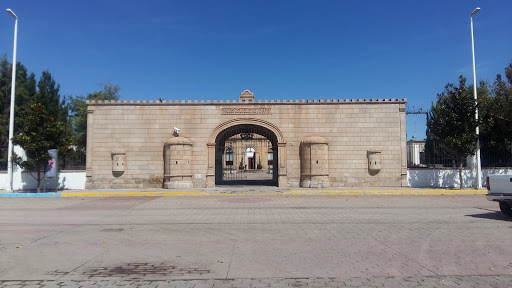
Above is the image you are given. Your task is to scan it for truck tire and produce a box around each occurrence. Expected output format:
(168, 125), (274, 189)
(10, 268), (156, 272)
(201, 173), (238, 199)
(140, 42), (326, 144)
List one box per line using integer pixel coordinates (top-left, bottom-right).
(499, 202), (512, 217)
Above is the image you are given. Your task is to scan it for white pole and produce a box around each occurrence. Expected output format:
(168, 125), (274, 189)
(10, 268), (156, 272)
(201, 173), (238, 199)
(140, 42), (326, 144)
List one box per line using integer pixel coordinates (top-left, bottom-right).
(6, 9), (18, 192)
(471, 7), (481, 189)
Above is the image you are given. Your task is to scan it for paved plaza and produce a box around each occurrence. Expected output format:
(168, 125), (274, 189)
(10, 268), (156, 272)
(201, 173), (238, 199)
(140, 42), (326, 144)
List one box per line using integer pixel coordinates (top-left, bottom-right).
(0, 194), (511, 287)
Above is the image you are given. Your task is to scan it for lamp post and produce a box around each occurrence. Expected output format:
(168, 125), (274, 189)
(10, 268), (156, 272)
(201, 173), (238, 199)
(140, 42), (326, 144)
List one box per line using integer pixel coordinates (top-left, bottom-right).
(470, 7), (481, 189)
(6, 8), (18, 192)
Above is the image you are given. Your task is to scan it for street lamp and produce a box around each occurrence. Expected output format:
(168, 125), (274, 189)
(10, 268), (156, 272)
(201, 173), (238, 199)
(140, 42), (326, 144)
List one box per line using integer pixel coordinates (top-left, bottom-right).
(470, 7), (481, 189)
(6, 8), (18, 192)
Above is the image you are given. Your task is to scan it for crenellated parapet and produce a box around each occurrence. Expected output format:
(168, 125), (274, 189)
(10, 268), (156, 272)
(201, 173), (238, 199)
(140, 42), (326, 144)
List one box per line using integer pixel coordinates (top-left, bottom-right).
(86, 98), (407, 105)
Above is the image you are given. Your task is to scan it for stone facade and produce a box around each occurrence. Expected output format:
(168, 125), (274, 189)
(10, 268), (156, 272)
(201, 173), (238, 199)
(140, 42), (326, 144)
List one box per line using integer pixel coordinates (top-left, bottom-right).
(85, 91), (407, 189)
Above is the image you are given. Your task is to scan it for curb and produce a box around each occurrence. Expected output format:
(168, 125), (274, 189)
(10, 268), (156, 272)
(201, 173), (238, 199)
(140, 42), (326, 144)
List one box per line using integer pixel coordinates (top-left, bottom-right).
(0, 189), (487, 197)
(60, 191), (207, 197)
(0, 192), (62, 197)
(286, 189), (487, 195)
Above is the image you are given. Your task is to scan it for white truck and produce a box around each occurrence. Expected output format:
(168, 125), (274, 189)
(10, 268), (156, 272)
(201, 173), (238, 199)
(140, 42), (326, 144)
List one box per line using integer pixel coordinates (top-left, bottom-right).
(486, 175), (512, 217)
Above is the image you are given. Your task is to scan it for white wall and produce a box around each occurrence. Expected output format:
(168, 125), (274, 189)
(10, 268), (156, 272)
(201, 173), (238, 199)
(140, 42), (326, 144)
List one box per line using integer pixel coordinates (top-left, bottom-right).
(408, 168), (512, 188)
(1, 166), (510, 191)
(1, 145), (86, 191)
(0, 170), (86, 191)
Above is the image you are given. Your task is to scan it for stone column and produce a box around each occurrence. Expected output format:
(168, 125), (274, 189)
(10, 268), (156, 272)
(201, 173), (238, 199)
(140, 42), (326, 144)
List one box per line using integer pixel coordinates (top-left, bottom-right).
(300, 137), (329, 188)
(278, 142), (287, 187)
(206, 143), (215, 187)
(399, 103), (408, 187)
(164, 136), (193, 189)
(85, 108), (94, 178)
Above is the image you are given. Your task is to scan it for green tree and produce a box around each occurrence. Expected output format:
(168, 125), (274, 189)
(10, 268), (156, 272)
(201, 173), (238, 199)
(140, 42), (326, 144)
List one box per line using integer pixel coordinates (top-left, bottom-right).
(12, 103), (71, 192)
(427, 76), (479, 188)
(14, 64), (37, 131)
(68, 82), (121, 154)
(34, 70), (67, 123)
(0, 55), (11, 149)
(480, 62), (512, 167)
(90, 82), (121, 102)
(0, 55), (37, 163)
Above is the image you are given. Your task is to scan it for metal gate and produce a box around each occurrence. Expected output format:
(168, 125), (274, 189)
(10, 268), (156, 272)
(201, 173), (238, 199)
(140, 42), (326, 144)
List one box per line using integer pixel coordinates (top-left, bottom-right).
(215, 124), (278, 186)
(222, 168), (248, 185)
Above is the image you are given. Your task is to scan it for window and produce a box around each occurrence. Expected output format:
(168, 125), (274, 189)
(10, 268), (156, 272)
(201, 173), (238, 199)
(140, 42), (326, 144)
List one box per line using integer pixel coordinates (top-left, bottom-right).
(225, 148), (233, 166)
(267, 148), (273, 165)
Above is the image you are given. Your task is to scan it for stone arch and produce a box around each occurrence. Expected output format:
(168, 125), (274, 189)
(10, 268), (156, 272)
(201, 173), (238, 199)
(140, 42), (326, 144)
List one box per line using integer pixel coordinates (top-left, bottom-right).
(208, 118), (285, 144)
(206, 118), (287, 187)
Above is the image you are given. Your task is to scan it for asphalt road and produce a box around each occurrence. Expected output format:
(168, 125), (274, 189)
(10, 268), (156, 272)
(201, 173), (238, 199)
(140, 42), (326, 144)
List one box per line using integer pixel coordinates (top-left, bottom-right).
(0, 194), (511, 287)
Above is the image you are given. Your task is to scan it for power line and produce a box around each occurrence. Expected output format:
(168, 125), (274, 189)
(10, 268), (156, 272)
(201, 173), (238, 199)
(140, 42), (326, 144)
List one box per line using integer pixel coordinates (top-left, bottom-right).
(406, 106), (427, 140)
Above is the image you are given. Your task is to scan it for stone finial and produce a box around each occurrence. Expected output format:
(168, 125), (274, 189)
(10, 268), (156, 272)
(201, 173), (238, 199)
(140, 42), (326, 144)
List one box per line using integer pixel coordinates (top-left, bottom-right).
(239, 90), (255, 103)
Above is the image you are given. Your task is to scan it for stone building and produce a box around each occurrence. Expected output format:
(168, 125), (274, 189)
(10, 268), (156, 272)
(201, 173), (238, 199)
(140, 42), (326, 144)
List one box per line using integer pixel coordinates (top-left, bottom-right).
(85, 90), (407, 189)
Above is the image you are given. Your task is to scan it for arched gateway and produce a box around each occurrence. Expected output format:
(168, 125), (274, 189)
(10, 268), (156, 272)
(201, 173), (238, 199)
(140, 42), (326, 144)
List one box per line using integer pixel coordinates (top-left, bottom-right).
(206, 118), (287, 187)
(84, 90), (408, 190)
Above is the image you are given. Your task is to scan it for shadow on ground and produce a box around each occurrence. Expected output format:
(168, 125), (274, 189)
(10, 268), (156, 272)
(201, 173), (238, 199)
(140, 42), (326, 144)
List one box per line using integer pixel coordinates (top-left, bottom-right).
(465, 212), (511, 221)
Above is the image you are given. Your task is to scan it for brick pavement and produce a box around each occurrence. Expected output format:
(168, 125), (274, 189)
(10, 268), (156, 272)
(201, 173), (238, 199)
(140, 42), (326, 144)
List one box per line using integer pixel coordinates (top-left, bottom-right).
(0, 195), (511, 287)
(1, 276), (511, 287)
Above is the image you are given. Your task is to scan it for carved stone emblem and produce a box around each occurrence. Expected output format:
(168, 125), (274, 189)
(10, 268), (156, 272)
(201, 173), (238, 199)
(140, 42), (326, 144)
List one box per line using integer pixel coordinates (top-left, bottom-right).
(221, 107), (271, 115)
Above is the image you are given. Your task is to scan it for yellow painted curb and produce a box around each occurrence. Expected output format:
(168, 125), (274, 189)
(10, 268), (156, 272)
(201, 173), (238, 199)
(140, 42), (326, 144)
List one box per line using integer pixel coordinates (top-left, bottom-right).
(284, 189), (487, 195)
(60, 191), (207, 197)
(59, 189), (487, 197)
(207, 193), (283, 196)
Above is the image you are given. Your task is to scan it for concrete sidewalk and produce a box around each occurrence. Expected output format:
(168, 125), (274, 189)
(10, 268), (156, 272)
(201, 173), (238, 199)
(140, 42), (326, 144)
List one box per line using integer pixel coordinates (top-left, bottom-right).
(0, 186), (487, 197)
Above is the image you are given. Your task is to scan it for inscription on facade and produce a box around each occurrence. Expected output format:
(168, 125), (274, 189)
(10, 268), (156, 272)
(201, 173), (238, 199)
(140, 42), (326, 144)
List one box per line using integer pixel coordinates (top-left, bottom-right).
(221, 107), (271, 115)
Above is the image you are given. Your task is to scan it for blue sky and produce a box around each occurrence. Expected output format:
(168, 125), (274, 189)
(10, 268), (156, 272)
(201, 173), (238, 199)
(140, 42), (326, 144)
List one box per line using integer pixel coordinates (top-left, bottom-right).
(1, 1), (511, 140)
